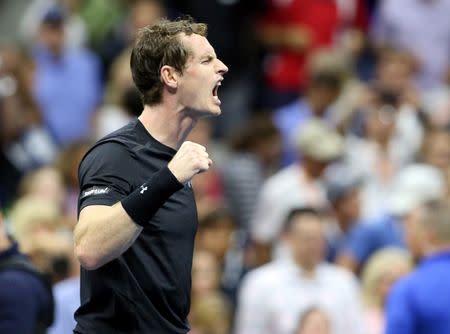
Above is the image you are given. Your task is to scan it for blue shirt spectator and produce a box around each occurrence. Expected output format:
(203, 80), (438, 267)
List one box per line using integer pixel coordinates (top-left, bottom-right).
(272, 71), (341, 166)
(385, 250), (450, 334)
(32, 45), (102, 146)
(336, 215), (404, 269)
(273, 99), (336, 166)
(273, 99), (314, 166)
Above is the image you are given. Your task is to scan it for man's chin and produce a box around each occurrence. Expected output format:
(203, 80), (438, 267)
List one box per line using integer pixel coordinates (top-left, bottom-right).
(201, 107), (221, 118)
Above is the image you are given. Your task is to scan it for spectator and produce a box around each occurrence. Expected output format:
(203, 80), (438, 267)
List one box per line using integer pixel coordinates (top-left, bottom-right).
(190, 249), (233, 333)
(345, 84), (420, 218)
(0, 207), (54, 334)
(189, 292), (232, 334)
(295, 307), (331, 334)
(31, 5), (102, 146)
(250, 119), (343, 263)
(18, 166), (65, 212)
(196, 209), (243, 305)
(20, 0), (88, 49)
(385, 201), (450, 334)
(335, 163), (446, 273)
(373, 48), (425, 163)
(371, 0), (450, 90)
(235, 207), (364, 334)
(0, 47), (57, 207)
(323, 165), (364, 262)
(221, 113), (282, 229)
(360, 247), (413, 334)
(273, 69), (343, 166)
(257, 0), (367, 108)
(196, 210), (236, 268)
(419, 128), (450, 201)
(8, 196), (62, 254)
(192, 249), (221, 299)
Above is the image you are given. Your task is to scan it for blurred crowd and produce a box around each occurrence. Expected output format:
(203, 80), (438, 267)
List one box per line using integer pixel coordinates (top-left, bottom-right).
(1, 0), (450, 333)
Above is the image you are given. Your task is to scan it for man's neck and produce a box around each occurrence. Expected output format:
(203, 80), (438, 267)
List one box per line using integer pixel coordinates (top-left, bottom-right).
(138, 103), (198, 150)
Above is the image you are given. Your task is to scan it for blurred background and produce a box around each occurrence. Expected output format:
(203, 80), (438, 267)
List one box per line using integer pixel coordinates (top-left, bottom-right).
(0, 0), (450, 333)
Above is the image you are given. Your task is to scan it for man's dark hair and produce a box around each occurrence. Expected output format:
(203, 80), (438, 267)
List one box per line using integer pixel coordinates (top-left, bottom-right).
(282, 207), (321, 233)
(130, 17), (207, 106)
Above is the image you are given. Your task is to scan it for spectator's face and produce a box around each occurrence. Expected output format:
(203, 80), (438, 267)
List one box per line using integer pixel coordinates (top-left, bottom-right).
(309, 86), (340, 114)
(421, 132), (450, 172)
(303, 157), (329, 179)
(334, 189), (361, 223)
(256, 134), (283, 169)
(377, 56), (413, 93)
(26, 168), (65, 210)
(403, 207), (428, 260)
(365, 105), (397, 142)
(198, 220), (235, 261)
(176, 34), (228, 117)
(297, 310), (331, 334)
(377, 262), (411, 306)
(191, 251), (220, 297)
(38, 23), (65, 55)
(286, 215), (325, 269)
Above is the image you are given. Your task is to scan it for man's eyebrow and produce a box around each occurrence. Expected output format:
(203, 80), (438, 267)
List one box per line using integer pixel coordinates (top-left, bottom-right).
(200, 51), (217, 59)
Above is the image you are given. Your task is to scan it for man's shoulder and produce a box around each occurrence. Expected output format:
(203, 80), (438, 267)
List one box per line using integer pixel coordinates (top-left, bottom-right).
(95, 120), (141, 147)
(81, 121), (139, 163)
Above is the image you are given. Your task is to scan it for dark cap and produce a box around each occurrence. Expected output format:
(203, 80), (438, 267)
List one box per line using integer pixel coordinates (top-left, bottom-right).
(42, 6), (65, 26)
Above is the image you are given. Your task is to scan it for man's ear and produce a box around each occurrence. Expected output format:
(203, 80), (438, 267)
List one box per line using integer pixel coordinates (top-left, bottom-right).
(160, 65), (179, 89)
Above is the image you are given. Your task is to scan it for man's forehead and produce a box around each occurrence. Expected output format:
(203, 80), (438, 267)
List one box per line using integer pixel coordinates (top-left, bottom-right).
(180, 33), (215, 57)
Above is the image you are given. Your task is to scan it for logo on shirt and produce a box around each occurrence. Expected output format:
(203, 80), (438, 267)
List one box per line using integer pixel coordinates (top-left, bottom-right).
(140, 185), (148, 194)
(80, 186), (110, 199)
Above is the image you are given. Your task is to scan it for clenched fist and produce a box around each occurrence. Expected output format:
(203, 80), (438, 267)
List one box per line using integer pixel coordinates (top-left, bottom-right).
(168, 141), (212, 184)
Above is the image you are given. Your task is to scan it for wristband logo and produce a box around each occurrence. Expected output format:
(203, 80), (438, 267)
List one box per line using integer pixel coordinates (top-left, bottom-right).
(140, 185), (148, 194)
(80, 186), (110, 199)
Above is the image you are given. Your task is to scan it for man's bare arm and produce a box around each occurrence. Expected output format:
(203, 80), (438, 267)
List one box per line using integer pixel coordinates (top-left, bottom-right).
(74, 203), (142, 270)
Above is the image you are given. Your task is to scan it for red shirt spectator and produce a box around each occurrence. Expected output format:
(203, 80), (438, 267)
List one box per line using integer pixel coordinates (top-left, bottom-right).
(259, 0), (367, 92)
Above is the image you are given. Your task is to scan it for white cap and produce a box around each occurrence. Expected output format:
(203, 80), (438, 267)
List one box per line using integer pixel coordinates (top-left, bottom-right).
(388, 164), (445, 216)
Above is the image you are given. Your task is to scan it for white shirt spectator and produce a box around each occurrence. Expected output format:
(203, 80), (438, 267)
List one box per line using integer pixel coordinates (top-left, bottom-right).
(251, 164), (327, 243)
(372, 0), (450, 90)
(234, 258), (364, 334)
